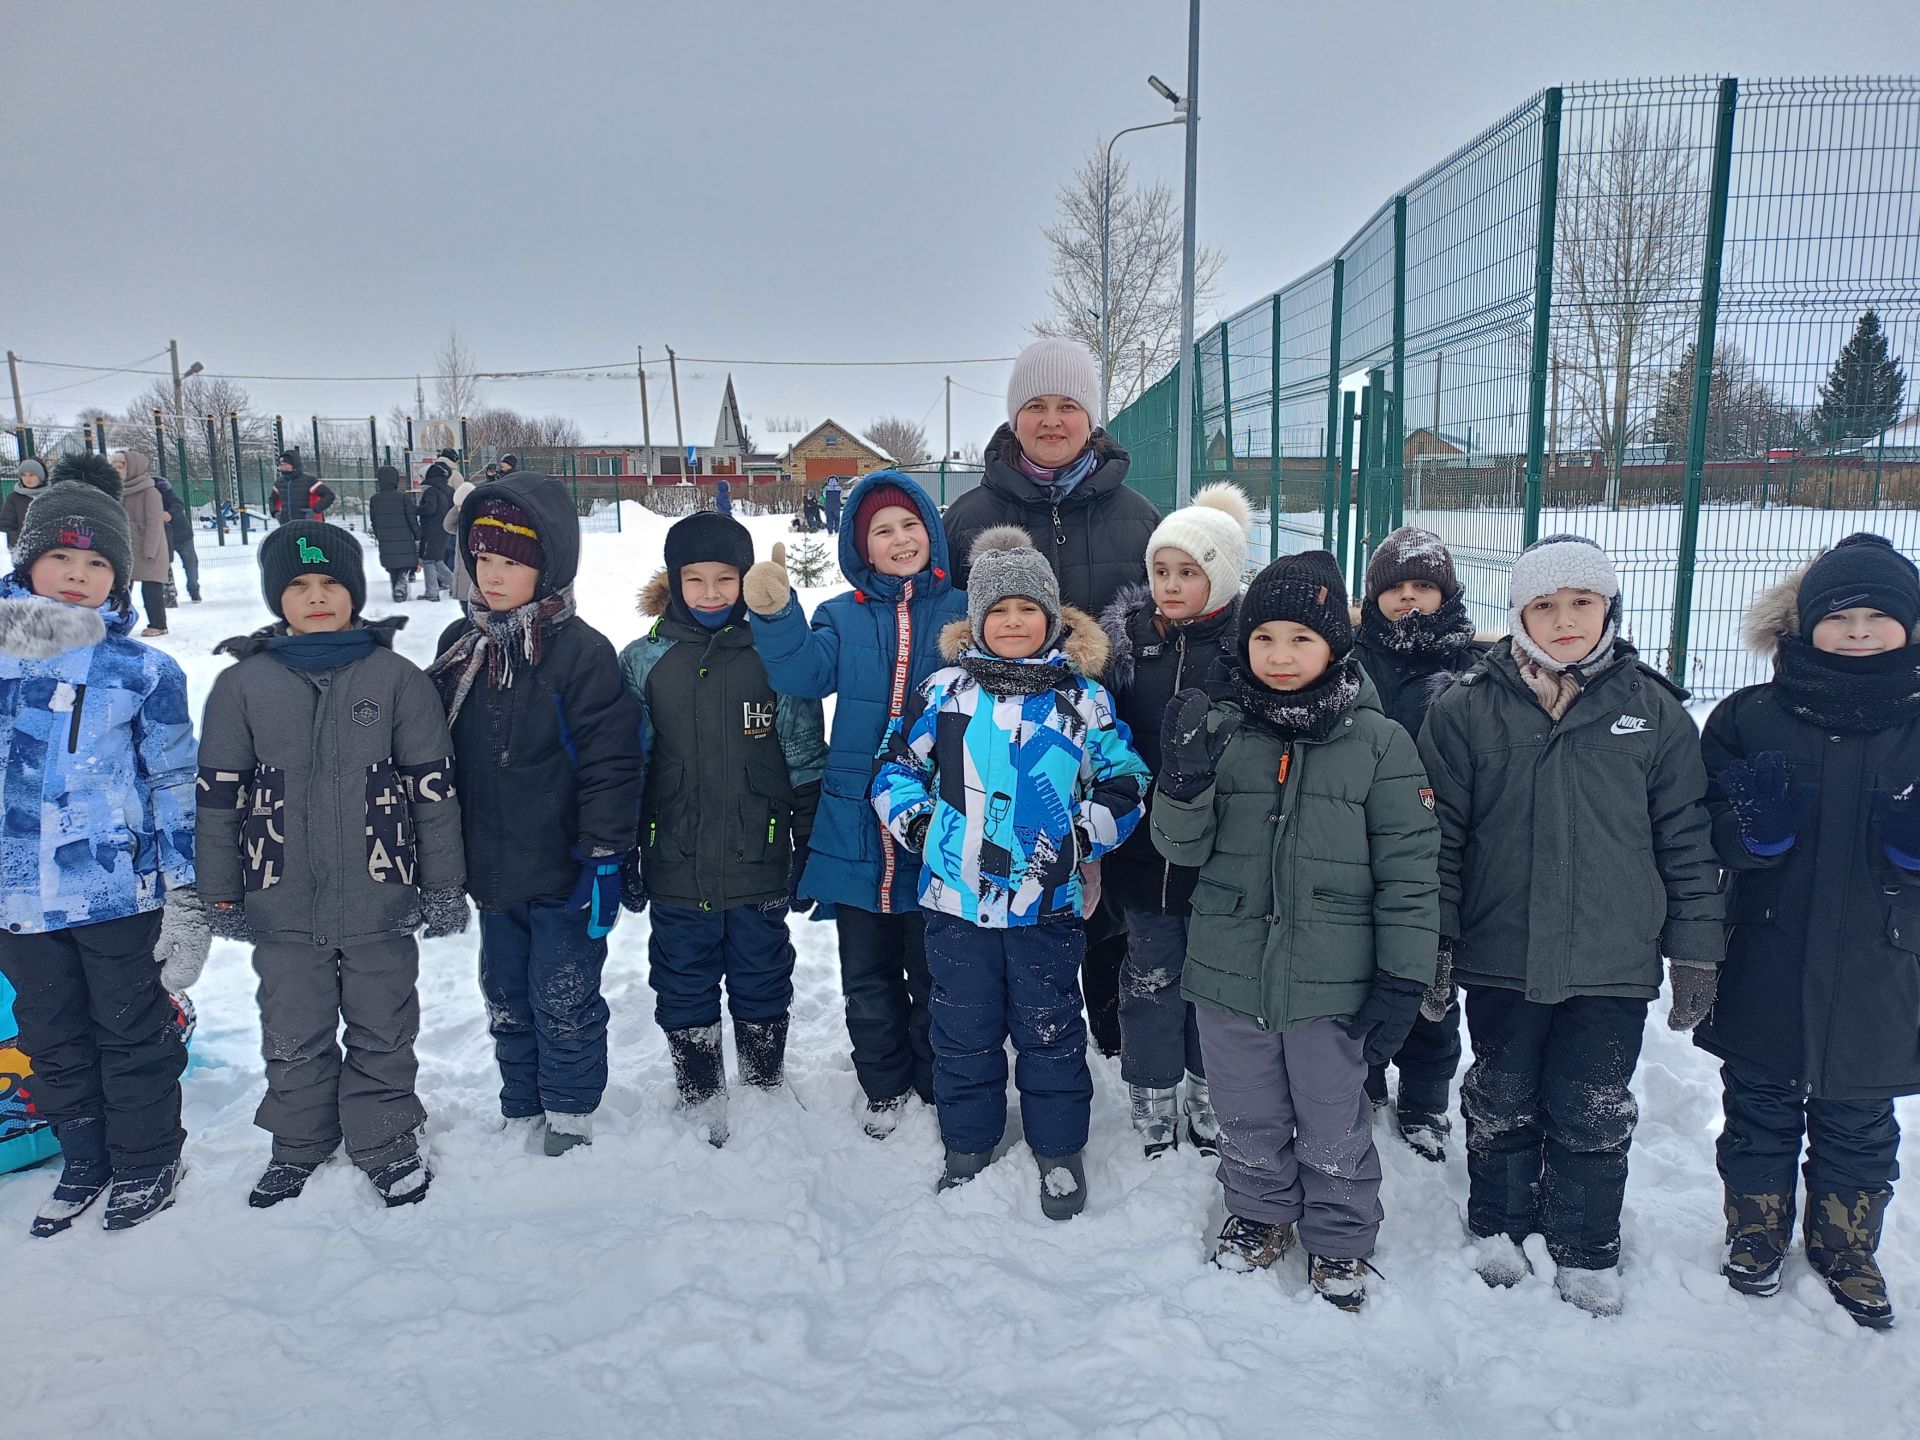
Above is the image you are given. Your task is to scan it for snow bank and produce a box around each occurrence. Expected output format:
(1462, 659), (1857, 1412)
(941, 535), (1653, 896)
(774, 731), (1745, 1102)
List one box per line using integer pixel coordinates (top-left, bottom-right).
(7, 509), (1917, 1439)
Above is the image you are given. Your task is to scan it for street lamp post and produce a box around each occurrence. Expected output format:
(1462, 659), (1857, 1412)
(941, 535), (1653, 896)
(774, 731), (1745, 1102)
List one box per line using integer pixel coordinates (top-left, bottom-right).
(1173, 0), (1201, 507)
(1099, 113), (1184, 428)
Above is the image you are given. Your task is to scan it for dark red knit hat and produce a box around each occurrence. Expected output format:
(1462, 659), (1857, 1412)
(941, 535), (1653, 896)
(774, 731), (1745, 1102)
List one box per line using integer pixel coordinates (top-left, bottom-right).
(468, 497), (545, 570)
(852, 484), (918, 553)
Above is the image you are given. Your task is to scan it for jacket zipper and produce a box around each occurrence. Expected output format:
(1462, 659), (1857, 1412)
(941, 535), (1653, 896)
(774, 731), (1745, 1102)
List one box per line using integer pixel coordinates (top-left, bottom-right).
(66, 683), (88, 753)
(1160, 629), (1187, 910)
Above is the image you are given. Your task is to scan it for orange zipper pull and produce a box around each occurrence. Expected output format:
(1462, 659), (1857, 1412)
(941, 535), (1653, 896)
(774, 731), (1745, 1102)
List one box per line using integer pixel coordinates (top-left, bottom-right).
(1276, 752), (1291, 787)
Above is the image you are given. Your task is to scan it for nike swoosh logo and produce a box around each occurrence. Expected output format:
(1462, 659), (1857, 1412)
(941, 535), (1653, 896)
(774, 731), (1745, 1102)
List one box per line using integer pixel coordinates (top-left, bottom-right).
(1610, 716), (1649, 735)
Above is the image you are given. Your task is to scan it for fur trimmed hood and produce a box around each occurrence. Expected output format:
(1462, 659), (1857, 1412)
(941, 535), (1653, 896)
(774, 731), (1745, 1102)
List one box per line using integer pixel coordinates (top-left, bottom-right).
(938, 604), (1108, 677)
(637, 568), (672, 618)
(0, 593), (110, 659)
(1744, 545), (1920, 661)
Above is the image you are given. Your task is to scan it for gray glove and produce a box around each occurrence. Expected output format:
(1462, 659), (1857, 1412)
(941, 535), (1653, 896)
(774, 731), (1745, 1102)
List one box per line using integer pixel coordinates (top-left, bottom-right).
(156, 886), (212, 992)
(1667, 960), (1718, 1032)
(1420, 940), (1454, 1023)
(419, 885), (471, 939)
(207, 899), (255, 944)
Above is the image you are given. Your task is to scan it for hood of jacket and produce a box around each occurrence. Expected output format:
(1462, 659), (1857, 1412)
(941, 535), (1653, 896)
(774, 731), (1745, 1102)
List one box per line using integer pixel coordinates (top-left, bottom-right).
(455, 470), (579, 596)
(980, 425), (1131, 509)
(1098, 581), (1240, 693)
(937, 604), (1108, 677)
(118, 449), (156, 497)
(213, 613), (408, 661)
(837, 469), (954, 602)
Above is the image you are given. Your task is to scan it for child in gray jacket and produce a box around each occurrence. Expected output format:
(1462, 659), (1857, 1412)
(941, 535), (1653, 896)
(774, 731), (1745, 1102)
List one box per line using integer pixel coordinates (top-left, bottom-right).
(197, 521), (469, 1209)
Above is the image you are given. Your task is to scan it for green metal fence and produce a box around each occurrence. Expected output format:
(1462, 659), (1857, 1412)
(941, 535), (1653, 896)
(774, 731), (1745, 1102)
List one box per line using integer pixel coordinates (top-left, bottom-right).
(1108, 76), (1920, 699)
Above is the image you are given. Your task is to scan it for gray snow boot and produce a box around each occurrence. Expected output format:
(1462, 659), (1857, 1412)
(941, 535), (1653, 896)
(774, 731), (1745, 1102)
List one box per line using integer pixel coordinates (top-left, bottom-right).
(543, 1112), (593, 1157)
(939, 1147), (995, 1193)
(1129, 1084), (1179, 1159)
(1183, 1072), (1221, 1156)
(666, 1022), (729, 1149)
(1037, 1151), (1088, 1221)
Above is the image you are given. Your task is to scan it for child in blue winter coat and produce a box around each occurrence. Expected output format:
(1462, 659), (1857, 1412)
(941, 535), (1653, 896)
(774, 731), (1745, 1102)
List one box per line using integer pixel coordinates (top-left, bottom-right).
(0, 454), (205, 1235)
(873, 526), (1148, 1217)
(743, 472), (966, 1137)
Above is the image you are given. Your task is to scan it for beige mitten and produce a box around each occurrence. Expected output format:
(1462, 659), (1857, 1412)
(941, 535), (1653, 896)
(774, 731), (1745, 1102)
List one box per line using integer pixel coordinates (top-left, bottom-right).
(743, 541), (792, 616)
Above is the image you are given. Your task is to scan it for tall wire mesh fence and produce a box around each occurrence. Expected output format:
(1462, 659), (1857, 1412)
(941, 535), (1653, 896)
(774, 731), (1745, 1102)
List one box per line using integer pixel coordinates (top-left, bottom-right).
(1107, 75), (1920, 698)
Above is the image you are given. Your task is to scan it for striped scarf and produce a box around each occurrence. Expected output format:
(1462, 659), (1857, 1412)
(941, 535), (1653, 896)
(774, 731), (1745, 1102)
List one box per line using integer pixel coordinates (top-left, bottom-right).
(428, 585), (577, 725)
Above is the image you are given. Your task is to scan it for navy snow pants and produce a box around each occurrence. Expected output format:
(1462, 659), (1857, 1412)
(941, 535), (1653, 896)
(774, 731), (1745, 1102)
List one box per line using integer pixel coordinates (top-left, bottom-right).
(647, 900), (795, 1032)
(477, 897), (610, 1117)
(1718, 1058), (1900, 1203)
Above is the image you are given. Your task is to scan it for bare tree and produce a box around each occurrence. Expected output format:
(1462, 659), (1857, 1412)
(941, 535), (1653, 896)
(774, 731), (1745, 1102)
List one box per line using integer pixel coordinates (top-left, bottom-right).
(865, 415), (929, 466)
(465, 407), (583, 457)
(958, 439), (983, 465)
(1552, 114), (1707, 502)
(1036, 151), (1224, 418)
(433, 327), (485, 425)
(120, 376), (269, 489)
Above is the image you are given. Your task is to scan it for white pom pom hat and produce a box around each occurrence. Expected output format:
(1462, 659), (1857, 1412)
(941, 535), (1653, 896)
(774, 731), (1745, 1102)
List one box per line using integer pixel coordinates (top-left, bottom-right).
(1143, 482), (1254, 612)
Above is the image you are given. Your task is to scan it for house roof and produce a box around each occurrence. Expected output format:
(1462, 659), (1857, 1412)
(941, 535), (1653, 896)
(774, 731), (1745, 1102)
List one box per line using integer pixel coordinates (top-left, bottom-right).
(776, 419), (893, 466)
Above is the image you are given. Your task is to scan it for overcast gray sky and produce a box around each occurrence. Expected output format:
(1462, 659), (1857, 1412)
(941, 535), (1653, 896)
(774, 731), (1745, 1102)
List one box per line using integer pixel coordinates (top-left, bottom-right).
(10, 0), (1917, 450)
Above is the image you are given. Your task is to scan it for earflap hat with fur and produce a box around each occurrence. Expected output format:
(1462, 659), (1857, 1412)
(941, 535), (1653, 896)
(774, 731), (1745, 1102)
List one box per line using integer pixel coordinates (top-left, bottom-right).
(1508, 533), (1620, 671)
(966, 525), (1062, 650)
(12, 452), (135, 596)
(1144, 481), (1252, 612)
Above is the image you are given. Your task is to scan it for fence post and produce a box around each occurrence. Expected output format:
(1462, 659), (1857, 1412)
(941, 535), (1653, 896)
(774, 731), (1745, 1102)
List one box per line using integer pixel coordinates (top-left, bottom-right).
(204, 415), (227, 545)
(1336, 389), (1356, 575)
(1391, 195), (1407, 530)
(1668, 77), (1739, 688)
(152, 409), (167, 478)
(1323, 258), (1345, 553)
(1522, 86), (1563, 551)
(1214, 321), (1232, 493)
(228, 412), (245, 546)
(310, 416), (322, 480)
(1268, 293), (1283, 560)
(1352, 380), (1374, 591)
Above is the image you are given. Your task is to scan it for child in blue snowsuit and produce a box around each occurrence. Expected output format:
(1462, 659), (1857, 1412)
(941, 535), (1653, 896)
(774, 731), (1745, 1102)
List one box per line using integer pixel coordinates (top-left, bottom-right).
(0, 453), (204, 1235)
(743, 472), (966, 1136)
(873, 525), (1148, 1217)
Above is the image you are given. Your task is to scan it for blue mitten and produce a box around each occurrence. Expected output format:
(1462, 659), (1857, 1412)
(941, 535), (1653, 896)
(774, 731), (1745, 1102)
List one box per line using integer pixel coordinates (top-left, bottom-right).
(1717, 751), (1816, 857)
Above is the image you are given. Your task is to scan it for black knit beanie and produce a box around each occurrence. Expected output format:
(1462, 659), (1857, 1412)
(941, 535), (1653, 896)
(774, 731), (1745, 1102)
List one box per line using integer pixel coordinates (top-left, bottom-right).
(12, 453), (135, 597)
(260, 520), (367, 619)
(1797, 533), (1920, 637)
(1240, 549), (1353, 662)
(663, 511), (753, 619)
(1364, 525), (1459, 604)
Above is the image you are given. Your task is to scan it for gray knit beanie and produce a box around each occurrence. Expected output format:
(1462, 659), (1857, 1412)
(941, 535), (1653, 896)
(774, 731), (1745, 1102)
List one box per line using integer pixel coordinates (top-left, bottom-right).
(16, 457), (48, 486)
(12, 453), (134, 595)
(966, 525), (1062, 650)
(1006, 338), (1101, 425)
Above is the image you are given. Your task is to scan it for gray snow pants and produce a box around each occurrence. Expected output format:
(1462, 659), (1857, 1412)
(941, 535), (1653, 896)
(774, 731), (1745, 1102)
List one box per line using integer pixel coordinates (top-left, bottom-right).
(253, 937), (425, 1171)
(1195, 1006), (1383, 1259)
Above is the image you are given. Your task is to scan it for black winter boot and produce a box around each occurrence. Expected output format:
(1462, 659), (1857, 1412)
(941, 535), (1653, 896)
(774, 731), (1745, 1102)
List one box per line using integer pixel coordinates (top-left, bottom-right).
(103, 1161), (184, 1231)
(1037, 1151), (1087, 1221)
(1723, 1190), (1792, 1297)
(735, 1014), (790, 1090)
(666, 1022), (728, 1148)
(30, 1116), (111, 1237)
(249, 1159), (323, 1209)
(1806, 1189), (1894, 1329)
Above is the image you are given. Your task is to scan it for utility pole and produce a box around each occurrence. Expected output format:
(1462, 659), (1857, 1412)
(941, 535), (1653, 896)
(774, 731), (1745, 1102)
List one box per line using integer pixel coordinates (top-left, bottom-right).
(170, 339), (185, 419)
(415, 375), (425, 433)
(638, 345), (654, 480)
(6, 351), (23, 430)
(945, 375), (952, 462)
(1172, 0), (1201, 508)
(666, 346), (688, 480)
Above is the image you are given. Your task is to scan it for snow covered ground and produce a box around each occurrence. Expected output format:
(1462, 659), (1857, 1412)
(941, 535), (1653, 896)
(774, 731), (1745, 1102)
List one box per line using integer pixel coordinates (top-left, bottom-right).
(7, 505), (1919, 1440)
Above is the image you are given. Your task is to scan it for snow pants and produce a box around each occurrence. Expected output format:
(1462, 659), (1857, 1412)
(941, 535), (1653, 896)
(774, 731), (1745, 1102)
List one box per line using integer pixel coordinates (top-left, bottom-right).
(1718, 1059), (1899, 1204)
(835, 905), (934, 1104)
(647, 900), (795, 1032)
(386, 567), (412, 602)
(1116, 903), (1204, 1088)
(922, 911), (1092, 1159)
(1461, 986), (1648, 1271)
(174, 531), (201, 601)
(1365, 992), (1462, 1120)
(478, 897), (610, 1117)
(139, 580), (167, 633)
(252, 937), (424, 1171)
(0, 911), (184, 1171)
(1195, 1006), (1382, 1259)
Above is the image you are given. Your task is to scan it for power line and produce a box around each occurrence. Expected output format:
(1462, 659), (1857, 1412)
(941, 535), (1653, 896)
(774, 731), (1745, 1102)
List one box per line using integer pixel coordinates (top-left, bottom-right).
(16, 351), (1022, 387)
(20, 348), (170, 399)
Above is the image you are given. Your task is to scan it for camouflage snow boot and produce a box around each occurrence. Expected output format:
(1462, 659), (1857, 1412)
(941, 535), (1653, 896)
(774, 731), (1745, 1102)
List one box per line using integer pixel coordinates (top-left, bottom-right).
(1722, 1190), (1792, 1297)
(1805, 1188), (1894, 1329)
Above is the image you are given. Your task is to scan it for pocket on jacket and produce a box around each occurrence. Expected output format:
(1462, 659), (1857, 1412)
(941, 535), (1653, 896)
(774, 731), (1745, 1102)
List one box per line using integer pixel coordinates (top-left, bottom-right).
(644, 761), (693, 858)
(1190, 875), (1246, 916)
(811, 767), (879, 864)
(740, 767), (798, 863)
(241, 764), (287, 893)
(364, 760), (418, 886)
(1312, 887), (1372, 923)
(1888, 898), (1920, 956)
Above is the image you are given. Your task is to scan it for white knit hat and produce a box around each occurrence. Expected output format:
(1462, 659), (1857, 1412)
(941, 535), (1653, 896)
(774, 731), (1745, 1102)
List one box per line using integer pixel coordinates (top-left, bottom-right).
(1508, 533), (1621, 671)
(1006, 338), (1101, 425)
(1144, 482), (1252, 610)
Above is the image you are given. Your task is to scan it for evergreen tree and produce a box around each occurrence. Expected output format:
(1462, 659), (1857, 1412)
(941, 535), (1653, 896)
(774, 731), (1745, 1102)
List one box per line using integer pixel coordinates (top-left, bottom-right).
(1809, 309), (1906, 446)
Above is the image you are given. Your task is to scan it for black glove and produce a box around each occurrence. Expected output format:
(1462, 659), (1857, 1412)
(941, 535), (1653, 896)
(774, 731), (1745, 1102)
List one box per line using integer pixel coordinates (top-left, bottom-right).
(787, 841), (814, 916)
(1420, 939), (1454, 1024)
(1344, 971), (1427, 1066)
(1718, 751), (1816, 857)
(207, 900), (255, 944)
(903, 812), (931, 854)
(619, 852), (648, 915)
(1871, 786), (1920, 871)
(419, 886), (471, 939)
(1158, 688), (1240, 803)
(1667, 960), (1719, 1031)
